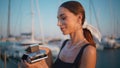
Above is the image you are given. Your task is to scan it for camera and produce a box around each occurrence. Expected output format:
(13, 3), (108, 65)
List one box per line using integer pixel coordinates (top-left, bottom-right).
(22, 44), (48, 63)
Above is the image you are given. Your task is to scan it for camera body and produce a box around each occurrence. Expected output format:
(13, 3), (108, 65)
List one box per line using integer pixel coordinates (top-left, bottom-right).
(22, 44), (48, 63)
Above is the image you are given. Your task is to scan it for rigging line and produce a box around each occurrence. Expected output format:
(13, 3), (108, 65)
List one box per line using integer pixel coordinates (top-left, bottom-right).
(19, 0), (23, 35)
(13, 5), (20, 36)
(18, 0), (23, 34)
(114, 14), (116, 36)
(117, 17), (120, 37)
(89, 0), (92, 24)
(36, 0), (45, 44)
(19, 0), (24, 35)
(14, 0), (21, 36)
(115, 14), (118, 37)
(15, 0), (20, 35)
(0, 5), (5, 36)
(109, 0), (114, 35)
(0, 18), (3, 36)
(90, 0), (101, 33)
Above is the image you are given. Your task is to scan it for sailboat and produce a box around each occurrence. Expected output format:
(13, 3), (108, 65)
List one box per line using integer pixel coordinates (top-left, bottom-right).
(3, 0), (17, 42)
(88, 0), (120, 49)
(0, 0), (43, 61)
(100, 1), (120, 49)
(19, 0), (42, 46)
(18, 0), (60, 58)
(101, 35), (120, 49)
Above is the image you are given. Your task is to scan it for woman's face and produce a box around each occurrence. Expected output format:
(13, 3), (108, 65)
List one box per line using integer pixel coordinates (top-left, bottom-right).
(57, 7), (82, 35)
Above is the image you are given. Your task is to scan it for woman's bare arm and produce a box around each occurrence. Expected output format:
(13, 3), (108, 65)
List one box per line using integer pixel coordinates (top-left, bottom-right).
(79, 45), (96, 68)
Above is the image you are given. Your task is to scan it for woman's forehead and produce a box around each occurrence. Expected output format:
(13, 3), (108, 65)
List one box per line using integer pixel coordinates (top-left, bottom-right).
(57, 7), (70, 17)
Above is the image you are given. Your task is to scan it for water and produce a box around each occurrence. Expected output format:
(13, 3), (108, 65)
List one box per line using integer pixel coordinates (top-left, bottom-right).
(0, 59), (18, 68)
(0, 42), (120, 68)
(96, 48), (120, 68)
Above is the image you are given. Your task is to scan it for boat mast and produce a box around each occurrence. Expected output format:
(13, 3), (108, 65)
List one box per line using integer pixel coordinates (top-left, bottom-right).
(31, 0), (35, 42)
(7, 0), (11, 37)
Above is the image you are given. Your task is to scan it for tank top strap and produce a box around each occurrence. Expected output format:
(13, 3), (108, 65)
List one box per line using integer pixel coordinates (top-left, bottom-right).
(60, 39), (69, 50)
(58, 39), (69, 56)
(74, 44), (90, 67)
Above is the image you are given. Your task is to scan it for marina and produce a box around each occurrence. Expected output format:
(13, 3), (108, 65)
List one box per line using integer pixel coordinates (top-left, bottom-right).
(0, 41), (120, 68)
(0, 0), (120, 68)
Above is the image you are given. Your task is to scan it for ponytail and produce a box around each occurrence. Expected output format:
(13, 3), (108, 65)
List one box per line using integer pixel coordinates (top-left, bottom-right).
(83, 28), (96, 47)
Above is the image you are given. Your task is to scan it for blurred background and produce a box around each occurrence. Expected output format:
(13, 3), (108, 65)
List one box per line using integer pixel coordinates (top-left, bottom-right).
(0, 0), (120, 68)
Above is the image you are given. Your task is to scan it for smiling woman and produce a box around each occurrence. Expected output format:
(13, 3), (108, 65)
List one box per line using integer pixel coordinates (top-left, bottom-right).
(53, 1), (96, 68)
(19, 1), (96, 68)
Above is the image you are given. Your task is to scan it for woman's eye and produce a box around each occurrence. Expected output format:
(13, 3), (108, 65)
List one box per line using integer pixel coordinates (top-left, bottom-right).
(61, 17), (66, 20)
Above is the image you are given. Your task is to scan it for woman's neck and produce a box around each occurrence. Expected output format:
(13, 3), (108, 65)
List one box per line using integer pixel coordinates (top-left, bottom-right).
(69, 29), (85, 45)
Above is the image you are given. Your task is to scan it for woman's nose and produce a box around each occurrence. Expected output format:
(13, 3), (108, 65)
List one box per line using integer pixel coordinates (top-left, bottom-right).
(57, 20), (62, 26)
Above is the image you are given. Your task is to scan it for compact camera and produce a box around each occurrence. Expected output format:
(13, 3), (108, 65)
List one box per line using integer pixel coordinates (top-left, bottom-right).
(22, 44), (48, 63)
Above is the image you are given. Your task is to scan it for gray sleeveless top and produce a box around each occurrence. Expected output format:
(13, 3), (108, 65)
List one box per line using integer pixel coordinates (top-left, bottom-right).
(53, 39), (90, 68)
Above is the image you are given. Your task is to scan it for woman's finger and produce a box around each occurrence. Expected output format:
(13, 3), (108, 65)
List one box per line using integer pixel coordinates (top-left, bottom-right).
(23, 60), (31, 68)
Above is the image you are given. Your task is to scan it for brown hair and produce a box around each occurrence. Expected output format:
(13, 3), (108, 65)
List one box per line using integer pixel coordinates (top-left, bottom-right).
(60, 1), (96, 47)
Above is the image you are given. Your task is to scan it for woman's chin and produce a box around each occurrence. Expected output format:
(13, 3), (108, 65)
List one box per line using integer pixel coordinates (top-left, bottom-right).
(62, 32), (69, 35)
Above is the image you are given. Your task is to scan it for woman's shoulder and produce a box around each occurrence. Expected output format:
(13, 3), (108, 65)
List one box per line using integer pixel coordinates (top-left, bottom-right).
(79, 44), (96, 68)
(83, 44), (96, 56)
(79, 44), (96, 61)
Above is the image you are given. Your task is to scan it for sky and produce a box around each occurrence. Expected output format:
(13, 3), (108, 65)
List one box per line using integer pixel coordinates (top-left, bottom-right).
(0, 0), (120, 38)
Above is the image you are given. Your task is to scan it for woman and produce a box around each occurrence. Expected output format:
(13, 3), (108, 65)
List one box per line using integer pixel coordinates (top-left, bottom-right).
(53, 1), (96, 68)
(20, 1), (96, 68)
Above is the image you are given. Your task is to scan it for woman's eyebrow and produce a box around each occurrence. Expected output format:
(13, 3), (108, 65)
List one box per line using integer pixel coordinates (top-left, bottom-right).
(57, 13), (65, 19)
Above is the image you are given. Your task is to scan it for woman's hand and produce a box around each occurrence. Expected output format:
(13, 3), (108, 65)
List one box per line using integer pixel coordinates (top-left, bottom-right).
(19, 59), (49, 68)
(19, 47), (53, 68)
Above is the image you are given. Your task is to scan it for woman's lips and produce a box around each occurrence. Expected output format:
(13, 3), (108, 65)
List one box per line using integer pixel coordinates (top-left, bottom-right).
(61, 28), (65, 31)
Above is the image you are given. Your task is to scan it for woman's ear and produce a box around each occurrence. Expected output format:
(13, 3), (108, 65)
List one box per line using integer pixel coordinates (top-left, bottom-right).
(77, 13), (83, 25)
